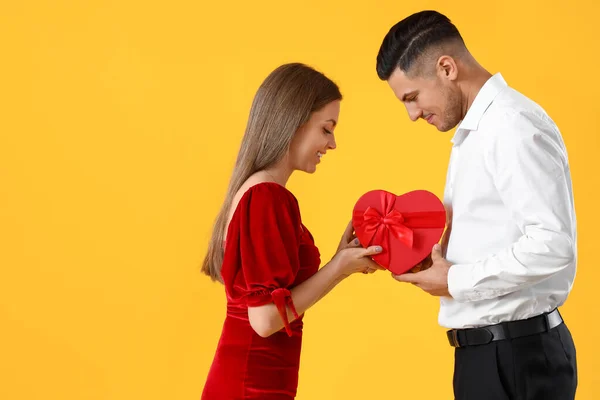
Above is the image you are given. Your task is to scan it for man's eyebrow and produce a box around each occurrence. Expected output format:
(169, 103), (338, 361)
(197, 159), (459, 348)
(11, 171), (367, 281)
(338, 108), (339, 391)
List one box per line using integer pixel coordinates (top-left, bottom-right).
(401, 91), (418, 102)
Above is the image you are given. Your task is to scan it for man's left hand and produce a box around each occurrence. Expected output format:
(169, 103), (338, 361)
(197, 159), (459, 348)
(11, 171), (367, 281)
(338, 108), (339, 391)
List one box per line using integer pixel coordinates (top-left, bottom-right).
(392, 243), (453, 297)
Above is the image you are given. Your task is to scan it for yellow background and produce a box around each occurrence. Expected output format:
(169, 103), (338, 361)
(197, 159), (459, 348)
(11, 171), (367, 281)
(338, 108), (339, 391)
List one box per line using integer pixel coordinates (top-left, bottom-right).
(1, 1), (598, 399)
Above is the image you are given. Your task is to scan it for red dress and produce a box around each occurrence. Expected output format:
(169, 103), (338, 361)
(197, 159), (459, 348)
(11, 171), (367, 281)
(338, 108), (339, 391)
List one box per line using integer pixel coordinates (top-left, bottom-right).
(202, 182), (321, 399)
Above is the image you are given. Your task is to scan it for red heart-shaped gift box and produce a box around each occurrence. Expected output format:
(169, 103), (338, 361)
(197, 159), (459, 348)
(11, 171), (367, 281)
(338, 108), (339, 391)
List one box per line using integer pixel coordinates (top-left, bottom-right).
(352, 189), (446, 275)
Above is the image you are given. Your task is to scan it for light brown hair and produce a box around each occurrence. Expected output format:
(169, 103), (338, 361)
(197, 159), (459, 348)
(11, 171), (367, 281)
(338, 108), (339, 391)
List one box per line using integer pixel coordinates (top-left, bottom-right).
(201, 63), (342, 282)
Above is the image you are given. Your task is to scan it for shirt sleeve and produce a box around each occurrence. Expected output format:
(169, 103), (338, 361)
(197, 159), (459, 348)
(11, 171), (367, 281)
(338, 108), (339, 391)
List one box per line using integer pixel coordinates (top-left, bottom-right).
(237, 184), (303, 335)
(447, 110), (576, 302)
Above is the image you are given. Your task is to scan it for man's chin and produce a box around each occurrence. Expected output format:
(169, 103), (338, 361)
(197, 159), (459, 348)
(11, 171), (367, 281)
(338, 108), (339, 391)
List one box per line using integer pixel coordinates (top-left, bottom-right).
(437, 123), (456, 132)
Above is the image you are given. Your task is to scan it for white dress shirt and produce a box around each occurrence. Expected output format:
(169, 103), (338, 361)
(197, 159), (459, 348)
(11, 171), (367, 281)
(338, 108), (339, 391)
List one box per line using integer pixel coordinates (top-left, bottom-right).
(440, 73), (577, 329)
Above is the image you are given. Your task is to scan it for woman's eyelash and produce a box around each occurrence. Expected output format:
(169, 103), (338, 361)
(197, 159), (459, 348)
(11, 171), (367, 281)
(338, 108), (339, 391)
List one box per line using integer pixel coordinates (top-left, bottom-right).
(323, 128), (332, 134)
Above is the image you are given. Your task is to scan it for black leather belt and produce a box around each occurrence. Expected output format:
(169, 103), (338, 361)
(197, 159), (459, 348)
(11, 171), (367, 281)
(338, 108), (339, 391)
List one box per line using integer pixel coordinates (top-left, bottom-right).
(447, 308), (563, 348)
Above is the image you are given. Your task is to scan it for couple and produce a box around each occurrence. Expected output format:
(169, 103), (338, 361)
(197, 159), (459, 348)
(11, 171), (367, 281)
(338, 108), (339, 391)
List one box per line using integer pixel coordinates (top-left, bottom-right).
(201, 10), (577, 400)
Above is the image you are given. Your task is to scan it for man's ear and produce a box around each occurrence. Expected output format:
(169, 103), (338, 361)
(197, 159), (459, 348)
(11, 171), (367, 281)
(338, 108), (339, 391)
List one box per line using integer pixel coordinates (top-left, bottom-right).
(436, 55), (458, 81)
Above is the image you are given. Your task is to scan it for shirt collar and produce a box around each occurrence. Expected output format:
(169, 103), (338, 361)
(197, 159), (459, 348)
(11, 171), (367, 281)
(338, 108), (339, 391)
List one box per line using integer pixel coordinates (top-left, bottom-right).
(451, 73), (508, 145)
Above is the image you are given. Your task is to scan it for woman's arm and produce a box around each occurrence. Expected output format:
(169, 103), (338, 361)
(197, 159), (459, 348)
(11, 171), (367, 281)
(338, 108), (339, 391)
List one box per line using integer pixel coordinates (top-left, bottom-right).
(248, 245), (381, 337)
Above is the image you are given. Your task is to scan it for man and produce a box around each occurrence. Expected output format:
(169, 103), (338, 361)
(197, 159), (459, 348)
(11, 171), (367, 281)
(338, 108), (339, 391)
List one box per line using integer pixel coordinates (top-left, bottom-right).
(376, 10), (577, 400)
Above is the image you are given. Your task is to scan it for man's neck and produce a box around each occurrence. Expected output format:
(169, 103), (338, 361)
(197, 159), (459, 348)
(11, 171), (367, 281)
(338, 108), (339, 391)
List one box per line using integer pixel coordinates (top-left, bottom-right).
(461, 68), (493, 119)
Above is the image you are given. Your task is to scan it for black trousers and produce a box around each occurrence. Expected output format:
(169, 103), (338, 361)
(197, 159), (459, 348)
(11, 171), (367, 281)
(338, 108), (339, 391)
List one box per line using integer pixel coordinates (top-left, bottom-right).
(453, 323), (577, 400)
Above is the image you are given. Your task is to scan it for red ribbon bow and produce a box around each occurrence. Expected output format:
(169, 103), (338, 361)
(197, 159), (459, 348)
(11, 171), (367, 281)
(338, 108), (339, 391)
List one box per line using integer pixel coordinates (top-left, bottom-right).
(354, 192), (446, 266)
(272, 288), (299, 337)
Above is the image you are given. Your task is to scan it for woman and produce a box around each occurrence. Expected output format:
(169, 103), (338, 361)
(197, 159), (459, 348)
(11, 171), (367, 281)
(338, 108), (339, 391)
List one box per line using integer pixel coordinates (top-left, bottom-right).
(201, 63), (382, 399)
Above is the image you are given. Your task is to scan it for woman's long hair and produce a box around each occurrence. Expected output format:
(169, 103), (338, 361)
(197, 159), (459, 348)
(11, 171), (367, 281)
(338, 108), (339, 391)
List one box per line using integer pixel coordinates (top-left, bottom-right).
(201, 63), (342, 282)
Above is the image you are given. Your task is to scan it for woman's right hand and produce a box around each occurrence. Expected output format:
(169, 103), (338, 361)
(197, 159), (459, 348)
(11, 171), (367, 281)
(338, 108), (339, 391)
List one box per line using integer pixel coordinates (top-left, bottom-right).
(332, 242), (384, 277)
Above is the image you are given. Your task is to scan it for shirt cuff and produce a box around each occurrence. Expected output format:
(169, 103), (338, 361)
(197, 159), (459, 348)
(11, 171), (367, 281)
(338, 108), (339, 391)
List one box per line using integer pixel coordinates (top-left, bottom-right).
(447, 263), (482, 302)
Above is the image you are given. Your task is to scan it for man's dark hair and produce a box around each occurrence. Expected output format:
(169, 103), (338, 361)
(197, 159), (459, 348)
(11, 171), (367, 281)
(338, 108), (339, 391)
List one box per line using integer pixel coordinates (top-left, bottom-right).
(376, 11), (465, 80)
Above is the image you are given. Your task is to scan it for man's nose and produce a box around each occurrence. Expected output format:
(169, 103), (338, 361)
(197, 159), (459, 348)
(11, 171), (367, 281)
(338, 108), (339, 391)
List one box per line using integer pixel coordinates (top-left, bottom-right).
(406, 104), (422, 122)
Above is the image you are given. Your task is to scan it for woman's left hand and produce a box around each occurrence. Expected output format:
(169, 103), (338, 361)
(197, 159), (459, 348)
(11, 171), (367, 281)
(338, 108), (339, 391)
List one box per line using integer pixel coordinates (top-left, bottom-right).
(335, 220), (358, 253)
(335, 220), (381, 274)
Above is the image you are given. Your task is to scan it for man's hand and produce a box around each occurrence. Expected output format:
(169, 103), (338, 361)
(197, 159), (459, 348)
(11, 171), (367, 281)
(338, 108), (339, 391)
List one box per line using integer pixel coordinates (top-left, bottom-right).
(392, 244), (453, 297)
(410, 253), (433, 273)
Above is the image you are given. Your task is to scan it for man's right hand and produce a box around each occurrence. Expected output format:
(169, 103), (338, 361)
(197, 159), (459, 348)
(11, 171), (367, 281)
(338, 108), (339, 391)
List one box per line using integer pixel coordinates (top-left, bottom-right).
(410, 253), (433, 273)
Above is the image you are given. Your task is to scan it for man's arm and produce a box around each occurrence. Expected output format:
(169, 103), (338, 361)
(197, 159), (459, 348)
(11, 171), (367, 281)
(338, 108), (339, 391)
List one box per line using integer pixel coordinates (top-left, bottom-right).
(394, 110), (576, 300)
(447, 110), (576, 302)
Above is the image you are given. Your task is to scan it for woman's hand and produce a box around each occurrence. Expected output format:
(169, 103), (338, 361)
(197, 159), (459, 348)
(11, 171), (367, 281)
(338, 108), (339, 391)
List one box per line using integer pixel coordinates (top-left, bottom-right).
(332, 243), (384, 277)
(335, 220), (358, 253)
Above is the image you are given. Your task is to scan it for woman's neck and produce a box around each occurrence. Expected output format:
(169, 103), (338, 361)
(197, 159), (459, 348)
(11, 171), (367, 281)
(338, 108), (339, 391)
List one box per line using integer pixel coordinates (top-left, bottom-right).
(261, 166), (291, 186)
